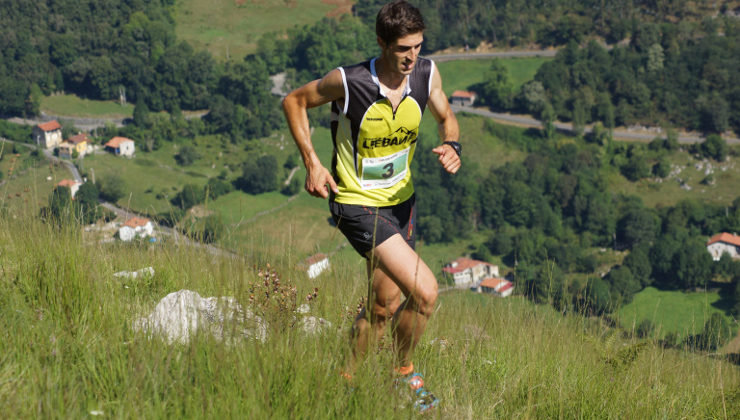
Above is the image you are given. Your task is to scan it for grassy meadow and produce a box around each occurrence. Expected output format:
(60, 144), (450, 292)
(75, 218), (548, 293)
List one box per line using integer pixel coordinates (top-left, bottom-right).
(173, 0), (351, 60)
(436, 57), (550, 96)
(1, 214), (739, 418)
(40, 94), (134, 119)
(0, 145), (70, 215)
(618, 287), (733, 340)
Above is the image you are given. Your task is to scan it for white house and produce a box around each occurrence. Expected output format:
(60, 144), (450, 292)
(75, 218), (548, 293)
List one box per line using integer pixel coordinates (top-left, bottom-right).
(105, 136), (135, 157)
(56, 179), (82, 198)
(442, 257), (499, 286)
(450, 90), (477, 107)
(33, 120), (63, 149)
(303, 253), (330, 279)
(475, 277), (514, 297)
(707, 232), (740, 261)
(118, 217), (154, 241)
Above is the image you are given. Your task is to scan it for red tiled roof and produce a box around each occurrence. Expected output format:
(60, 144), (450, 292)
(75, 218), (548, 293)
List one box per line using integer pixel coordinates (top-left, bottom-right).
(66, 133), (90, 145)
(56, 179), (79, 188)
(105, 136), (134, 148)
(451, 90), (476, 99)
(123, 217), (150, 228)
(707, 232), (740, 247)
(498, 282), (514, 293)
(442, 257), (493, 274)
(37, 120), (61, 132)
(480, 277), (508, 289)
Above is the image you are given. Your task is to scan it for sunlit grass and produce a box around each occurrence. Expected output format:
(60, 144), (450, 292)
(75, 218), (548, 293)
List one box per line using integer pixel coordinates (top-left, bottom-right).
(1, 213), (738, 418)
(173, 0), (346, 60)
(40, 94), (134, 118)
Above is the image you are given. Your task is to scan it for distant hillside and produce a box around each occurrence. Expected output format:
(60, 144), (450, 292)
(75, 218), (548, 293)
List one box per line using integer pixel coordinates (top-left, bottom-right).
(173, 0), (354, 60)
(0, 213), (738, 417)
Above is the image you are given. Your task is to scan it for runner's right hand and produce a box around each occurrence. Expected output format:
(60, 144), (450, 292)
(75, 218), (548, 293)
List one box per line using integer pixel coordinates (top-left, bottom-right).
(305, 164), (338, 199)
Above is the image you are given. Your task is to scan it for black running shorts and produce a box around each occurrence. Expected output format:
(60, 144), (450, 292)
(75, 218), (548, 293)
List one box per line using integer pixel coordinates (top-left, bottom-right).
(329, 195), (416, 257)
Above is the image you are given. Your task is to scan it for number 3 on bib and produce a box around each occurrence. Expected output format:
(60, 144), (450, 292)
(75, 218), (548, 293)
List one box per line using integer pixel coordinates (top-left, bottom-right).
(360, 148), (410, 190)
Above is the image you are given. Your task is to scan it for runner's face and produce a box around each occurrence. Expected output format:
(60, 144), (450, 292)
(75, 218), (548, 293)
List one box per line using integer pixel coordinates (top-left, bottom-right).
(381, 32), (424, 76)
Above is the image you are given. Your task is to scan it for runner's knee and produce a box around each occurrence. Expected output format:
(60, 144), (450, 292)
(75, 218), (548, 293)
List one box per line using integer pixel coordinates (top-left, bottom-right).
(415, 284), (438, 317)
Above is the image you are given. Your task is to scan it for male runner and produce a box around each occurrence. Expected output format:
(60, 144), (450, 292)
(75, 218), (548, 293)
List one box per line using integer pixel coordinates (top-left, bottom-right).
(282, 0), (460, 412)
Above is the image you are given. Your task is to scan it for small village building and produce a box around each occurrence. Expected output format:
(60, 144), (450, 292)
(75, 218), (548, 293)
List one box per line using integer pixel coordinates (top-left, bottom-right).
(707, 232), (740, 261)
(105, 136), (135, 157)
(58, 142), (75, 159)
(476, 277), (514, 297)
(64, 133), (90, 157)
(302, 253), (330, 279)
(118, 217), (154, 242)
(33, 120), (63, 149)
(56, 179), (82, 198)
(442, 257), (499, 286)
(450, 90), (477, 107)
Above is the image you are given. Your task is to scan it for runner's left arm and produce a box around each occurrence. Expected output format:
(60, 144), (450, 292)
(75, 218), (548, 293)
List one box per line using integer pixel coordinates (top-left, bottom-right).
(427, 66), (461, 174)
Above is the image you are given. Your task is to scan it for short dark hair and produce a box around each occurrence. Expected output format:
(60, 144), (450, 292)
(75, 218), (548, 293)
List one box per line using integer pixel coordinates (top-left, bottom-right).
(376, 1), (425, 45)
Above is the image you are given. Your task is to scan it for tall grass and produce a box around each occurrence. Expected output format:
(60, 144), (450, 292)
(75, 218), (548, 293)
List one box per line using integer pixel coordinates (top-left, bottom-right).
(1, 214), (738, 418)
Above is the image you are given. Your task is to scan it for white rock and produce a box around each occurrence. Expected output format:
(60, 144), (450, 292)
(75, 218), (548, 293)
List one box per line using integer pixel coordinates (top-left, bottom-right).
(114, 267), (155, 279)
(133, 290), (267, 344)
(299, 316), (331, 335)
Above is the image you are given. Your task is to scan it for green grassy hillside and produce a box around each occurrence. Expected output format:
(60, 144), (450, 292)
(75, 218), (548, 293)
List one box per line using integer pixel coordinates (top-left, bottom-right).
(0, 214), (738, 418)
(174, 0), (352, 60)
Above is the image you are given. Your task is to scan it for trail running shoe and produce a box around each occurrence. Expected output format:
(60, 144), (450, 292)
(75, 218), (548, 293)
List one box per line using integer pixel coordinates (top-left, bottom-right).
(398, 372), (440, 413)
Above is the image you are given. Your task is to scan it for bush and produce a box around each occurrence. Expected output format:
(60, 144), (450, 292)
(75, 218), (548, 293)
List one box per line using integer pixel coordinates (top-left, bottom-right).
(281, 175), (302, 196)
(237, 155), (278, 194)
(98, 175), (126, 203)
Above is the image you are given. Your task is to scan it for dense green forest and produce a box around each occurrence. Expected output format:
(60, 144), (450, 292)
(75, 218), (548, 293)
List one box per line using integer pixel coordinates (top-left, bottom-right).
(475, 31), (740, 135)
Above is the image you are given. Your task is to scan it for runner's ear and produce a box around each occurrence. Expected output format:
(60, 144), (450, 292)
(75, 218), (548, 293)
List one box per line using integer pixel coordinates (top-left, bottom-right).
(377, 36), (387, 50)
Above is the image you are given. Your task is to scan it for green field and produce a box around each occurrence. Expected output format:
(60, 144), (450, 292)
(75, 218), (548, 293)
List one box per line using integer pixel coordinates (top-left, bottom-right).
(0, 147), (69, 216)
(174, 0), (349, 60)
(40, 94), (134, 118)
(436, 57), (550, 96)
(618, 287), (733, 340)
(608, 146), (740, 208)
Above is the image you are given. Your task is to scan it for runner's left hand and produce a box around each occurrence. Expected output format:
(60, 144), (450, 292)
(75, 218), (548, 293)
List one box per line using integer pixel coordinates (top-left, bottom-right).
(432, 144), (461, 174)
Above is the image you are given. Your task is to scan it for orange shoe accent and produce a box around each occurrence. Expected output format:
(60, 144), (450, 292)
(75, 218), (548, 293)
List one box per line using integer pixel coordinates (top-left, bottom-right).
(395, 363), (414, 376)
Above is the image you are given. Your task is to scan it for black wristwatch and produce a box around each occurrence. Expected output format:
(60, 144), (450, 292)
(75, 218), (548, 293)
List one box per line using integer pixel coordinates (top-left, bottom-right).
(443, 141), (462, 157)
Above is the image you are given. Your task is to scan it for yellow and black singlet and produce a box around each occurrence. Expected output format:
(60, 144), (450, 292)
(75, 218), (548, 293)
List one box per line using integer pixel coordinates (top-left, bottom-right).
(330, 57), (435, 207)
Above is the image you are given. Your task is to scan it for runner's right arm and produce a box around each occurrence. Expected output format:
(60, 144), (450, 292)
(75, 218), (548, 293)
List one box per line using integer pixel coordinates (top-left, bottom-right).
(282, 70), (344, 199)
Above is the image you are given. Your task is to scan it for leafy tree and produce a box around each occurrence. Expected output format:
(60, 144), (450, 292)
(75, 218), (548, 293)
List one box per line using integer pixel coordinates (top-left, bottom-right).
(99, 175), (125, 203)
(700, 134), (728, 162)
(172, 184), (205, 210)
(238, 155), (278, 194)
(76, 182), (100, 224)
(175, 144), (200, 166)
(418, 216), (443, 244)
(653, 157), (671, 178)
(672, 238), (713, 289)
(475, 60), (513, 110)
(48, 186), (73, 223)
(584, 276), (613, 315)
(623, 245), (653, 288)
(206, 177), (233, 200)
(617, 207), (659, 249)
(604, 265), (641, 304)
(281, 175), (302, 197)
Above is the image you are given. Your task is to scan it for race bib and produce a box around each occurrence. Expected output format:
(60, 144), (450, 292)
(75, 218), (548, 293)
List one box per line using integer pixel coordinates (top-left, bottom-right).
(360, 148), (410, 190)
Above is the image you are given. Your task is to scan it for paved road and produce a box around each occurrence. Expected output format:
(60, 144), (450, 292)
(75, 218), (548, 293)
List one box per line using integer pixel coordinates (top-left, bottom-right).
(451, 105), (740, 145)
(427, 49), (558, 62)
